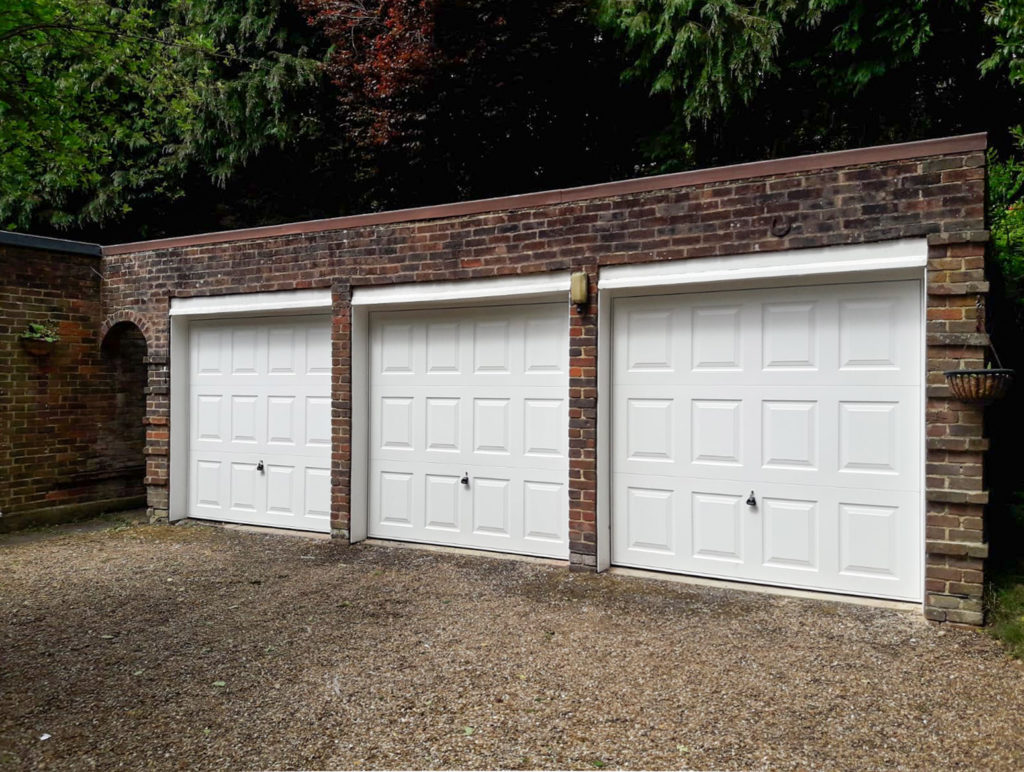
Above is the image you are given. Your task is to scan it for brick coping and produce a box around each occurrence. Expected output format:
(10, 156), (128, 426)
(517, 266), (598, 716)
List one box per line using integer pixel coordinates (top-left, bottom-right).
(102, 133), (987, 256)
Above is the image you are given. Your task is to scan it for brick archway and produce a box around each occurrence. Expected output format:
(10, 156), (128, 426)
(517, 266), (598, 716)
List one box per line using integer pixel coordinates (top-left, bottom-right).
(95, 317), (150, 517)
(100, 310), (153, 349)
(100, 313), (166, 521)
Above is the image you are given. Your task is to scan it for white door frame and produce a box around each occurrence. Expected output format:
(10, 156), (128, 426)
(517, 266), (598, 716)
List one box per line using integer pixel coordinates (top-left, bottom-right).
(595, 239), (930, 602)
(168, 290), (333, 522)
(349, 272), (572, 543)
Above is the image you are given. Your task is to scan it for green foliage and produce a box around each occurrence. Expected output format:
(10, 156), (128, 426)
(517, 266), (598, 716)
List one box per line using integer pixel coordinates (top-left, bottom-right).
(5, 0), (1024, 239)
(0, 0), (196, 229)
(988, 138), (1024, 304)
(987, 495), (1024, 659)
(167, 0), (324, 184)
(989, 580), (1024, 659)
(20, 322), (60, 343)
(818, 1), (949, 91)
(597, 0), (973, 121)
(596, 1), (1010, 169)
(0, 0), (324, 232)
(595, 0), (807, 125)
(982, 1), (1024, 87)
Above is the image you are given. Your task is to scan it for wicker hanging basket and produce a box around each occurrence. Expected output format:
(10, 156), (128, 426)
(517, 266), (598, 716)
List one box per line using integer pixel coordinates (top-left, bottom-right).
(20, 338), (56, 357)
(943, 369), (1015, 404)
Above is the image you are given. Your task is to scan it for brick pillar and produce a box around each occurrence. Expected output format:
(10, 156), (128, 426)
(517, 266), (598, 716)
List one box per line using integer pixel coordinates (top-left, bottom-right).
(331, 284), (352, 540)
(144, 355), (170, 522)
(568, 268), (598, 569)
(924, 235), (990, 625)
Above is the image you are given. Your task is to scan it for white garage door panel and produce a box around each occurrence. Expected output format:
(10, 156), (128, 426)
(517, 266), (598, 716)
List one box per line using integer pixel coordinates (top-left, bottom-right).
(615, 385), (919, 490)
(188, 316), (332, 532)
(616, 281), (919, 387)
(612, 280), (922, 601)
(369, 304), (569, 558)
(613, 479), (920, 598)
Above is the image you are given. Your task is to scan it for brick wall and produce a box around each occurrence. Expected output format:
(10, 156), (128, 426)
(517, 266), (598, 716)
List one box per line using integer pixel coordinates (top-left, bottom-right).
(101, 138), (990, 623)
(0, 244), (147, 528)
(923, 241), (990, 623)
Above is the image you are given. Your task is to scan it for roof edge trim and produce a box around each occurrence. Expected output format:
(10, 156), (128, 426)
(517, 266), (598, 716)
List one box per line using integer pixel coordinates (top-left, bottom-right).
(0, 231), (102, 257)
(103, 133), (987, 257)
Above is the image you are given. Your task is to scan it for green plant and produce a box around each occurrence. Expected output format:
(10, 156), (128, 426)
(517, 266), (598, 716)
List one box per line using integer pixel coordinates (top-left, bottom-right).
(987, 494), (1024, 659)
(987, 135), (1024, 306)
(988, 574), (1024, 659)
(20, 322), (60, 343)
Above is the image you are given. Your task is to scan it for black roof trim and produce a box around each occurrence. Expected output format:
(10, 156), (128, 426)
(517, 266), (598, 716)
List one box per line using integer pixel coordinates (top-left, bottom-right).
(0, 231), (102, 257)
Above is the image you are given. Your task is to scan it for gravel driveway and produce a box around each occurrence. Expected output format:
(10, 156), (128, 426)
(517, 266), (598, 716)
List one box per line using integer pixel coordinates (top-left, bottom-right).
(2, 518), (1023, 771)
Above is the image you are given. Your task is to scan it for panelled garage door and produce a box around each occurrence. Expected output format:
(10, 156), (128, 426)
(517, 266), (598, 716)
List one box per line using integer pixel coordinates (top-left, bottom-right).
(187, 316), (332, 532)
(612, 280), (922, 600)
(368, 303), (569, 558)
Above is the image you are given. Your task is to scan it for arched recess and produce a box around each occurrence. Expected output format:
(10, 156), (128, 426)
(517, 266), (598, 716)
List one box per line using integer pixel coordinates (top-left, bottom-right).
(100, 310), (154, 350)
(98, 321), (149, 504)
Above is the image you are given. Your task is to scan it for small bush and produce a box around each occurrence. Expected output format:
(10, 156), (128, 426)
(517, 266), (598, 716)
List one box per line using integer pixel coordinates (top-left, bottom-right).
(989, 577), (1024, 659)
(988, 494), (1024, 658)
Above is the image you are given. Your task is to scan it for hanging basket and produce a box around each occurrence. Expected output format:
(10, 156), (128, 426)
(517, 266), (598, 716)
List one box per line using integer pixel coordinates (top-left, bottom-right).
(20, 338), (56, 357)
(943, 369), (1015, 403)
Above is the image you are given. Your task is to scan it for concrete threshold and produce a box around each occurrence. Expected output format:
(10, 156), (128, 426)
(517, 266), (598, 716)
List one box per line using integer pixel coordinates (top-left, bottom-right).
(197, 521), (331, 541)
(609, 566), (923, 613)
(361, 537), (566, 566)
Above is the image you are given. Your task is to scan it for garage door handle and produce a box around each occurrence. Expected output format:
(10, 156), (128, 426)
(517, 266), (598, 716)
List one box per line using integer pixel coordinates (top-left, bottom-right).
(460, 473), (469, 486)
(257, 460), (265, 473)
(746, 491), (756, 507)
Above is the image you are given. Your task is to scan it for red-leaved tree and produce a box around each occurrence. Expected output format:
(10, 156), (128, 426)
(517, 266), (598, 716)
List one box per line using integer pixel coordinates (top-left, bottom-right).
(299, 0), (660, 209)
(302, 1), (437, 145)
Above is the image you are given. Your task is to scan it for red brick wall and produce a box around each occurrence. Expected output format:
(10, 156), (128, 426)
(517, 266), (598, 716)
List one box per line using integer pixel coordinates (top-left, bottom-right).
(1, 246), (147, 525)
(102, 145), (990, 623)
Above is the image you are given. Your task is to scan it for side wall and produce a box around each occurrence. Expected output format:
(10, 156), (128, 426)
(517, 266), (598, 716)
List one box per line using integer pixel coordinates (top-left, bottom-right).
(103, 145), (989, 623)
(0, 245), (146, 530)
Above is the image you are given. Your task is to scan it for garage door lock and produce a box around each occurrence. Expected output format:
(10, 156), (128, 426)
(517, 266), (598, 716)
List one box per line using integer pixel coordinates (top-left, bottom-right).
(257, 460), (265, 473)
(460, 472), (470, 486)
(746, 491), (757, 507)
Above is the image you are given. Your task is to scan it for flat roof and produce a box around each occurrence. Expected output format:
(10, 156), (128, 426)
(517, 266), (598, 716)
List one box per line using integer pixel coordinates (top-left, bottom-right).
(93, 132), (983, 256)
(0, 230), (102, 257)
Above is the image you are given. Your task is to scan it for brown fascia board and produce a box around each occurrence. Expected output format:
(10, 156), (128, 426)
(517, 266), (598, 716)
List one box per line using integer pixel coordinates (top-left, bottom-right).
(102, 132), (987, 256)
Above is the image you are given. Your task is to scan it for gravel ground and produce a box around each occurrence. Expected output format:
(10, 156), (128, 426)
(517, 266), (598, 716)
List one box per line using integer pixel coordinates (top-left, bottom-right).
(2, 518), (1023, 771)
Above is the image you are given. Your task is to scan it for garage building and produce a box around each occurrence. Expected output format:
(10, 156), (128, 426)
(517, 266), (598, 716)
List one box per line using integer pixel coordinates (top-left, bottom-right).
(3, 134), (991, 624)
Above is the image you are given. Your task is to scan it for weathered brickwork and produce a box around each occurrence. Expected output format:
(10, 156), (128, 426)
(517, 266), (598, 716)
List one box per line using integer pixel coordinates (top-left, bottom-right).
(1, 243), (147, 529)
(96, 137), (989, 622)
(923, 240), (990, 624)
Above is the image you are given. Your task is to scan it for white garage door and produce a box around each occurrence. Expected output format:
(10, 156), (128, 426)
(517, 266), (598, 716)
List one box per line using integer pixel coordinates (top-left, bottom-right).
(187, 316), (332, 532)
(368, 303), (568, 558)
(612, 280), (922, 600)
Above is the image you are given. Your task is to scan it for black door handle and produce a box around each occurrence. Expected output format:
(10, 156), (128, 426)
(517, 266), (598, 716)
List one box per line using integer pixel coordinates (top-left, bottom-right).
(257, 460), (265, 473)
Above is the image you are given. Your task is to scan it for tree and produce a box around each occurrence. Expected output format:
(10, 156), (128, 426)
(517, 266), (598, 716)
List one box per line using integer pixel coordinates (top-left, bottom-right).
(981, 2), (1024, 304)
(1, 0), (193, 229)
(299, 0), (662, 211)
(596, 1), (1024, 169)
(0, 0), (326, 234)
(982, 0), (1024, 88)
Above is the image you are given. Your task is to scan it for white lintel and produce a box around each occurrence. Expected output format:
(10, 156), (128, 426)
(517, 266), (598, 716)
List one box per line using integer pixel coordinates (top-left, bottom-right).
(598, 239), (928, 290)
(169, 289), (332, 316)
(351, 272), (570, 306)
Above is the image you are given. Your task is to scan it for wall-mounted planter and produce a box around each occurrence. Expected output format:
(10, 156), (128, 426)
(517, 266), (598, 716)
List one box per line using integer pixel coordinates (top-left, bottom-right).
(944, 369), (1015, 404)
(20, 338), (56, 357)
